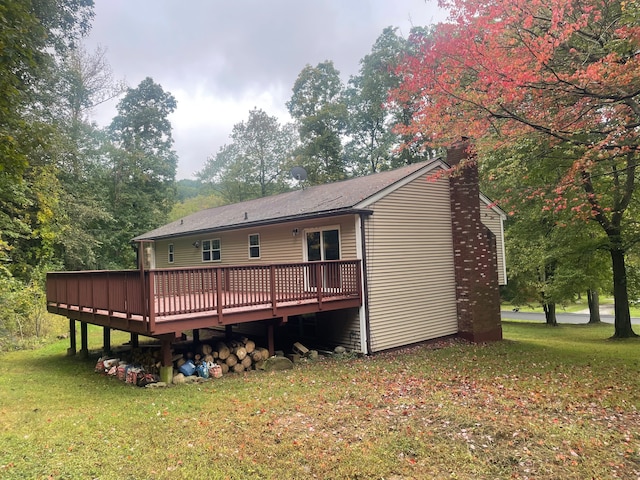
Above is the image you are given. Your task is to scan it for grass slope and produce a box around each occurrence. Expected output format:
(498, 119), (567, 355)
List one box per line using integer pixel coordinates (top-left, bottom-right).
(1, 321), (639, 479)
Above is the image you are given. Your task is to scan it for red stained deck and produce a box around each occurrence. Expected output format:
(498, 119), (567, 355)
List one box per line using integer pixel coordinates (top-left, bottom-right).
(46, 261), (362, 338)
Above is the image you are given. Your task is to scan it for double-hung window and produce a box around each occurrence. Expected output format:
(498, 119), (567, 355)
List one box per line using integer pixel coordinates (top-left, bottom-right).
(168, 244), (174, 263)
(202, 239), (221, 262)
(248, 234), (260, 259)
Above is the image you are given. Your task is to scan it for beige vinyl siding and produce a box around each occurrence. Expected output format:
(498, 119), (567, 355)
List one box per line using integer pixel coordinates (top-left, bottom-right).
(479, 201), (507, 285)
(153, 215), (358, 269)
(365, 173), (458, 352)
(306, 309), (361, 351)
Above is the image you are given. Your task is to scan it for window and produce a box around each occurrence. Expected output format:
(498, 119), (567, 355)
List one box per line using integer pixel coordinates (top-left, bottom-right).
(168, 244), (174, 263)
(305, 228), (340, 261)
(202, 239), (221, 262)
(304, 227), (341, 290)
(248, 234), (260, 259)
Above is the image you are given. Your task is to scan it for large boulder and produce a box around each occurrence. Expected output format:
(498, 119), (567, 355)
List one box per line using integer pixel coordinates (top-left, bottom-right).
(262, 356), (294, 372)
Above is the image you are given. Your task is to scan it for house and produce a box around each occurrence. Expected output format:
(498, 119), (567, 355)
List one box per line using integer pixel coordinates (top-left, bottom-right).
(46, 141), (506, 379)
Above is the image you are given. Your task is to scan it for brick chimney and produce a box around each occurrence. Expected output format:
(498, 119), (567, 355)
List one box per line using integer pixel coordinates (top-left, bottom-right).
(447, 139), (502, 342)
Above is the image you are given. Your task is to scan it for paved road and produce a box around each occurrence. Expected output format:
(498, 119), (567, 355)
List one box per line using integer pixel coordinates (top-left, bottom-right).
(501, 310), (640, 324)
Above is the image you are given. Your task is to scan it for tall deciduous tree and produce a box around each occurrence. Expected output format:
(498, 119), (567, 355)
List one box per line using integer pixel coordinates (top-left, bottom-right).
(345, 27), (406, 174)
(481, 141), (611, 324)
(107, 77), (177, 267)
(287, 61), (347, 184)
(0, 0), (94, 342)
(0, 0), (94, 280)
(53, 46), (125, 270)
(394, 0), (640, 337)
(198, 108), (297, 204)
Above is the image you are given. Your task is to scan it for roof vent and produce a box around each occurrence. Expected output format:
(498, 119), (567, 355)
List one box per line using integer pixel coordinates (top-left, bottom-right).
(244, 212), (248, 220)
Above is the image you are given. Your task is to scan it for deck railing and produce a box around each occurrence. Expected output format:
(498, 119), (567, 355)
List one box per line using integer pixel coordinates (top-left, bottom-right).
(47, 260), (361, 333)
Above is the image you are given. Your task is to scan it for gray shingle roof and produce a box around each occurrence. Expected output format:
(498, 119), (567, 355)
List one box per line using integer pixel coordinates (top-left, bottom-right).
(133, 159), (440, 241)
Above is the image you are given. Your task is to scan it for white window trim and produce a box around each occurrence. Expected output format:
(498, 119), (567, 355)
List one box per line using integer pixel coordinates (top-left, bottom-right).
(202, 238), (221, 262)
(168, 243), (174, 264)
(248, 233), (260, 259)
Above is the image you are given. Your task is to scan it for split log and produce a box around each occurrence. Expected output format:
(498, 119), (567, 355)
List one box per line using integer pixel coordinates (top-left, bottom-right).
(225, 353), (238, 367)
(232, 363), (245, 373)
(250, 350), (263, 362)
(244, 340), (255, 354)
(201, 344), (212, 355)
(256, 347), (270, 360)
(241, 356), (252, 369)
(234, 346), (247, 361)
(215, 342), (230, 360)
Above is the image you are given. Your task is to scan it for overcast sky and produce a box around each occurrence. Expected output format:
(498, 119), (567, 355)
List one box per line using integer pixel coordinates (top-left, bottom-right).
(84, 1), (446, 179)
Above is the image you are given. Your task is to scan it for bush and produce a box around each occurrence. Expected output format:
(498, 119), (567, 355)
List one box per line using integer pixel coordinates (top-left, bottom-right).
(0, 270), (65, 351)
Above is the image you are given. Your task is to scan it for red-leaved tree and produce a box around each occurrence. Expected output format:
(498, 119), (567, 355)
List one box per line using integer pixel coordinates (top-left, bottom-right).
(393, 0), (640, 337)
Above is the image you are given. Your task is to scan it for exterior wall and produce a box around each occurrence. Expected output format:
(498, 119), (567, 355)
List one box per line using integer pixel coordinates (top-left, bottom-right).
(314, 308), (361, 351)
(479, 200), (507, 285)
(153, 215), (358, 269)
(282, 309), (361, 352)
(364, 172), (459, 353)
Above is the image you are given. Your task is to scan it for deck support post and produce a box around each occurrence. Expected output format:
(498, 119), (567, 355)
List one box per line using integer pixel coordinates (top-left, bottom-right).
(103, 327), (111, 356)
(225, 325), (233, 341)
(67, 319), (76, 356)
(131, 333), (139, 348)
(267, 321), (275, 357)
(79, 322), (89, 358)
(159, 338), (173, 384)
(192, 328), (200, 346)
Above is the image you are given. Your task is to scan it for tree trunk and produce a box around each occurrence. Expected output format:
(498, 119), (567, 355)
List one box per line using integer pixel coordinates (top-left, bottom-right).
(610, 247), (637, 338)
(543, 302), (557, 326)
(587, 289), (601, 324)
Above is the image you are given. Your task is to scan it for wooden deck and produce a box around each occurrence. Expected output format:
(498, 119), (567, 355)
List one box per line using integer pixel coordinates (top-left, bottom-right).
(46, 261), (362, 337)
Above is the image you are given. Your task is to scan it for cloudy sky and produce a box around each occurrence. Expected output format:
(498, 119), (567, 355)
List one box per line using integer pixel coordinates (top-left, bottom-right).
(84, 1), (447, 179)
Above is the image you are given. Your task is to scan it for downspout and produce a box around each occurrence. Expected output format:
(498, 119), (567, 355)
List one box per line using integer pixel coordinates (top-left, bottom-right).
(359, 213), (372, 354)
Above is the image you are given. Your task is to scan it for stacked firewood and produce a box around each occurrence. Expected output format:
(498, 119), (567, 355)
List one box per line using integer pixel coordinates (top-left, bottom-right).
(206, 338), (271, 374)
(174, 337), (270, 377)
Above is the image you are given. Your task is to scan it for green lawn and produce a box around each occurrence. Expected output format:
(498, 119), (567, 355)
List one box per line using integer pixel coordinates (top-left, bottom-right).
(1, 322), (639, 479)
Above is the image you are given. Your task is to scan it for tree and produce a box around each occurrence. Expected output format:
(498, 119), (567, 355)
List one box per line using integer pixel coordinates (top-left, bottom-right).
(52, 45), (125, 270)
(0, 0), (95, 344)
(198, 108), (297, 204)
(345, 27), (407, 175)
(107, 77), (177, 267)
(0, 0), (94, 278)
(58, 45), (126, 126)
(394, 0), (640, 337)
(481, 141), (612, 324)
(287, 61), (347, 184)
